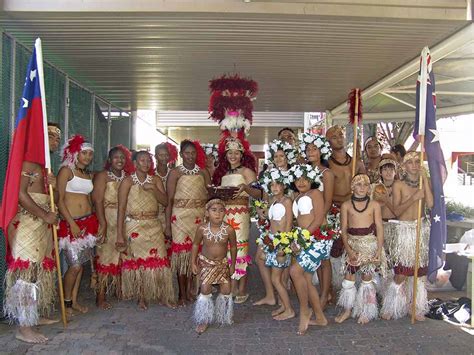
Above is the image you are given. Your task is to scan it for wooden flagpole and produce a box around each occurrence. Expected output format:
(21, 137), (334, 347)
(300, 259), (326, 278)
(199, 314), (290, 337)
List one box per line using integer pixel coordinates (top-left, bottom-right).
(411, 141), (425, 324)
(411, 46), (429, 324)
(351, 88), (359, 177)
(36, 38), (67, 327)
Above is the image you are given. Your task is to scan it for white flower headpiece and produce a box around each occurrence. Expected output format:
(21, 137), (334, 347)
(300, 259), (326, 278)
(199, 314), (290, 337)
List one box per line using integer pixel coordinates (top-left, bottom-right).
(202, 143), (218, 160)
(259, 168), (290, 194)
(298, 133), (332, 161)
(288, 164), (324, 191)
(267, 139), (297, 166)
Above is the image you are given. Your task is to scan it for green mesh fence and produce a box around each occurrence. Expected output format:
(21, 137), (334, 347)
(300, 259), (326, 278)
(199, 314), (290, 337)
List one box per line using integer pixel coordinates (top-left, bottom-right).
(68, 82), (93, 142)
(93, 103), (109, 172)
(0, 33), (128, 314)
(0, 33), (12, 311)
(111, 115), (131, 148)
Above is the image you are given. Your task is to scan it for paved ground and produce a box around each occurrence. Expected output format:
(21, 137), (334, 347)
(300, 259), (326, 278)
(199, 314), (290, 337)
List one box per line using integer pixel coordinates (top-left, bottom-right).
(1, 225), (473, 354)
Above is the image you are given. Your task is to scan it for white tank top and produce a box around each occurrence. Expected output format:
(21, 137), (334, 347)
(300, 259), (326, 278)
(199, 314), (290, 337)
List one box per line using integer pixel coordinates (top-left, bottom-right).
(268, 202), (286, 221)
(65, 169), (93, 195)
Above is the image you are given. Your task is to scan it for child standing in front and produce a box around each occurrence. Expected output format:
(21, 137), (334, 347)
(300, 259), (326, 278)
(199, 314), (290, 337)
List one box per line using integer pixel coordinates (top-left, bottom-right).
(335, 174), (386, 324)
(191, 199), (237, 333)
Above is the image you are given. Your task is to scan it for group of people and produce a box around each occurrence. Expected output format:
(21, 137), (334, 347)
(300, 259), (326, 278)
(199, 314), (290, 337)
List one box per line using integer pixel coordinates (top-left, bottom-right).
(2, 121), (434, 342)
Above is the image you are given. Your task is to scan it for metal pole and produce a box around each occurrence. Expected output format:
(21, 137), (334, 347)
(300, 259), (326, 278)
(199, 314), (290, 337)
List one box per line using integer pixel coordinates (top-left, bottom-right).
(64, 77), (69, 140)
(107, 104), (112, 151)
(90, 94), (96, 145)
(9, 37), (16, 143)
(130, 110), (137, 150)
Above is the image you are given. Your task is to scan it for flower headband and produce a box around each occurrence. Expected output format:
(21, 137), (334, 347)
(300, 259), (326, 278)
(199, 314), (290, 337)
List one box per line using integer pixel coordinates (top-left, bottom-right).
(288, 164), (323, 191)
(267, 139), (297, 166)
(48, 125), (61, 136)
(259, 168), (290, 194)
(325, 125), (344, 138)
(299, 133), (332, 161)
(61, 134), (93, 168)
(202, 143), (219, 160)
(224, 137), (244, 152)
(364, 136), (382, 151)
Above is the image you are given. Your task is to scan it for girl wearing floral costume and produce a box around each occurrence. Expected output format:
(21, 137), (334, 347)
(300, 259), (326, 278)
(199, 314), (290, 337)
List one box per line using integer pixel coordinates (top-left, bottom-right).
(288, 164), (330, 335)
(259, 168), (295, 320)
(254, 139), (297, 306)
(299, 133), (336, 309)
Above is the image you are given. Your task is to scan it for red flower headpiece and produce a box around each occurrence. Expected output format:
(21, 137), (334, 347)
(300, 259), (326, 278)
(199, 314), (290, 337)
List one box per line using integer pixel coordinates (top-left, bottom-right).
(104, 145), (134, 175)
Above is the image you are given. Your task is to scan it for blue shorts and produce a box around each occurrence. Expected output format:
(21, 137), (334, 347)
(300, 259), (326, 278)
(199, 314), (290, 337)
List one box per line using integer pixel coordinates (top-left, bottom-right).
(296, 239), (332, 273)
(265, 251), (291, 269)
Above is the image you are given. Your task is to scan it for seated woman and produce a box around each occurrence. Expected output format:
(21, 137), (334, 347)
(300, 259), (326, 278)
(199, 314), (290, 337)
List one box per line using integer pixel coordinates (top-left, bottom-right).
(287, 164), (330, 335)
(116, 150), (175, 310)
(57, 135), (99, 316)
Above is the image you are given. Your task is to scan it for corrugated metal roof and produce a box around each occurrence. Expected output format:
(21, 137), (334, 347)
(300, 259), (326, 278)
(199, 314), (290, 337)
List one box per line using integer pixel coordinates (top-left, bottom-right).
(0, 11), (467, 115)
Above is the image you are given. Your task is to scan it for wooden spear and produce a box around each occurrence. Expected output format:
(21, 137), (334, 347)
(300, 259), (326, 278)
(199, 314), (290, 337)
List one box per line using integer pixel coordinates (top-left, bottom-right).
(349, 88), (362, 177)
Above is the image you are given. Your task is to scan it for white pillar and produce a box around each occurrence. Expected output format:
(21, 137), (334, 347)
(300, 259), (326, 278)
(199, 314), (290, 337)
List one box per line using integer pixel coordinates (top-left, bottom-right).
(130, 110), (137, 150)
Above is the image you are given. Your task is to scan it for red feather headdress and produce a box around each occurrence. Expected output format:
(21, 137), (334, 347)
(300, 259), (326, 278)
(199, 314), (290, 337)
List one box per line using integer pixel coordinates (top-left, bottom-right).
(192, 140), (207, 170)
(61, 134), (93, 168)
(166, 142), (178, 165)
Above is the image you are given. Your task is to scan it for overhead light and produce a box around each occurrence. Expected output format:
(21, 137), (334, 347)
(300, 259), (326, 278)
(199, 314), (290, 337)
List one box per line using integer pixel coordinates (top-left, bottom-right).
(243, 0), (251, 3)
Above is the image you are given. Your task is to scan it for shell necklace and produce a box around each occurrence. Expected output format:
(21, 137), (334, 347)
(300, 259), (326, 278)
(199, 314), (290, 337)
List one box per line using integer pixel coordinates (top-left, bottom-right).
(131, 172), (153, 186)
(204, 222), (228, 243)
(107, 170), (125, 182)
(178, 164), (200, 175)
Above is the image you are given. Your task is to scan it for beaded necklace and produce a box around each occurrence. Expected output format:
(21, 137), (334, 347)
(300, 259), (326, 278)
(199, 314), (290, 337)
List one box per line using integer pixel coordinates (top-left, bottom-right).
(351, 195), (370, 213)
(330, 153), (351, 166)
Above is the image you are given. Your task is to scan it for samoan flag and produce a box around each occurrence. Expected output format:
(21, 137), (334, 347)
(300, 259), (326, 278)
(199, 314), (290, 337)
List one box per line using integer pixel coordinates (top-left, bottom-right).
(413, 47), (448, 283)
(0, 39), (50, 243)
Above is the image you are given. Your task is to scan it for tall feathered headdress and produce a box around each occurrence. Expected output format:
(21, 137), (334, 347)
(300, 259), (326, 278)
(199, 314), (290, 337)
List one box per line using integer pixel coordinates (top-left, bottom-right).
(209, 74), (258, 136)
(104, 145), (134, 175)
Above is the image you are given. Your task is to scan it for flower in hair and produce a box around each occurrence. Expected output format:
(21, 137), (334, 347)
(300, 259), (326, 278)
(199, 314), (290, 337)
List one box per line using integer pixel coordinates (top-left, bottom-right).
(267, 139), (297, 166)
(298, 133), (332, 161)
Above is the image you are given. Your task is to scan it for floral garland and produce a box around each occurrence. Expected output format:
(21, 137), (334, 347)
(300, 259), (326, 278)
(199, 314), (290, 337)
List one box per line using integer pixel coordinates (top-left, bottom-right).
(290, 227), (315, 252)
(267, 139), (297, 166)
(298, 133), (332, 161)
(257, 230), (294, 255)
(259, 168), (290, 194)
(287, 164), (324, 192)
(326, 205), (341, 240)
(202, 143), (219, 160)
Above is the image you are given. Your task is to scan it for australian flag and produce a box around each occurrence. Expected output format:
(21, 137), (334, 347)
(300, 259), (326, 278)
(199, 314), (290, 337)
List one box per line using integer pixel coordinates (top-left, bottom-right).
(414, 47), (448, 283)
(0, 39), (50, 243)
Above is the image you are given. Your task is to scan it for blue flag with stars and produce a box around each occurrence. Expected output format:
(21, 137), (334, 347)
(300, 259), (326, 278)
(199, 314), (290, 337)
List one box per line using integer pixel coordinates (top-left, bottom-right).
(414, 48), (447, 283)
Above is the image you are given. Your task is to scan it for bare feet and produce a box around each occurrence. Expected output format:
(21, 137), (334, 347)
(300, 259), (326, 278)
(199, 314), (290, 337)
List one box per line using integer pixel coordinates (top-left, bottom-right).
(16, 327), (48, 344)
(297, 309), (312, 336)
(357, 315), (370, 324)
(335, 309), (352, 323)
(186, 293), (196, 303)
(320, 295), (328, 310)
(72, 302), (89, 314)
(97, 300), (112, 310)
(273, 309), (295, 321)
(271, 306), (285, 317)
(138, 299), (148, 310)
(414, 314), (425, 321)
(164, 301), (177, 309)
(252, 296), (276, 306)
(195, 323), (208, 334)
(381, 312), (391, 320)
(38, 317), (60, 325)
(177, 298), (186, 307)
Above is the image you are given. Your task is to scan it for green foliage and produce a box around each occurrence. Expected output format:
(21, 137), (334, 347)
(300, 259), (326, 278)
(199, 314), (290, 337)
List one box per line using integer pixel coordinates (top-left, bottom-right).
(446, 201), (474, 218)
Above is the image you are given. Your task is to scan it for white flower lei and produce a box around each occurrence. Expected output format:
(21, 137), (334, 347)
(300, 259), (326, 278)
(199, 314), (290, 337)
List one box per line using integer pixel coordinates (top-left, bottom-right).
(288, 164), (324, 192)
(298, 133), (332, 161)
(259, 168), (291, 193)
(267, 139), (297, 166)
(202, 143), (218, 160)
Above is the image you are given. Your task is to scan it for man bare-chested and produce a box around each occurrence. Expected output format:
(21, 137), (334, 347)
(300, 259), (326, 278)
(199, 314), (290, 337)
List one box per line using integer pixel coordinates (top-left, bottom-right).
(381, 151), (434, 321)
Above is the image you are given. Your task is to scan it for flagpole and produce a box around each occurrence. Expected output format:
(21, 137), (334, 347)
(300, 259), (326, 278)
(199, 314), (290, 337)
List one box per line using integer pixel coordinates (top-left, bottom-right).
(411, 139), (425, 324)
(411, 47), (429, 325)
(35, 38), (67, 328)
(352, 89), (359, 177)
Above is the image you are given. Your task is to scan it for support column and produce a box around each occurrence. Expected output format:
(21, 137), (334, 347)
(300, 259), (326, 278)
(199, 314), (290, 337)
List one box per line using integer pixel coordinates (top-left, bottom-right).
(130, 110), (137, 150)
(107, 104), (112, 151)
(64, 76), (70, 140)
